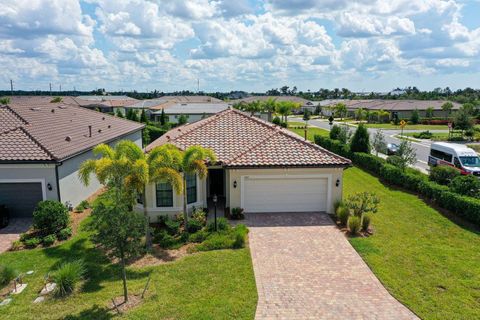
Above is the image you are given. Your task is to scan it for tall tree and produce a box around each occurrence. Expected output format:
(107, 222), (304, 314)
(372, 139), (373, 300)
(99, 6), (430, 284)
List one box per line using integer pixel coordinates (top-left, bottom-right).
(441, 102), (454, 120)
(159, 108), (167, 125)
(372, 130), (387, 156)
(350, 124), (370, 153)
(140, 109), (148, 123)
(244, 100), (262, 116)
(89, 194), (144, 303)
(334, 103), (347, 121)
(425, 107), (434, 119)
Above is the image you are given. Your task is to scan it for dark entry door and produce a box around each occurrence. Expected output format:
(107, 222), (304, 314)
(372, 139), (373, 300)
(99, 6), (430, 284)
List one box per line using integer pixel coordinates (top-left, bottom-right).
(208, 169), (224, 197)
(0, 183), (43, 218)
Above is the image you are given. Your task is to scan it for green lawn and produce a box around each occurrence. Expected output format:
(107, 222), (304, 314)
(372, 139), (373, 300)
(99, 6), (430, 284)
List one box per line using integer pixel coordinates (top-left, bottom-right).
(0, 219), (257, 319)
(344, 167), (480, 320)
(288, 122), (329, 141)
(361, 123), (449, 130)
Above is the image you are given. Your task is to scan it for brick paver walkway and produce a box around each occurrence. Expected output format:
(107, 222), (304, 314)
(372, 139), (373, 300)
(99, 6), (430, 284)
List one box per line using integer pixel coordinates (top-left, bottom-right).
(0, 218), (31, 253)
(246, 212), (418, 320)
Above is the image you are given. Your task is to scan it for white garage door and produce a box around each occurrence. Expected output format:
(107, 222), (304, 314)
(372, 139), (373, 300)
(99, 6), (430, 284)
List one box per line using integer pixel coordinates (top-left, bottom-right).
(243, 176), (329, 213)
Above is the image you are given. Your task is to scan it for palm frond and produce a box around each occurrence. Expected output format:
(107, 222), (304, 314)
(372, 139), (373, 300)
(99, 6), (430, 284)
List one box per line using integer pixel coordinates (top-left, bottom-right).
(190, 159), (208, 179)
(78, 159), (96, 186)
(115, 140), (144, 161)
(93, 144), (115, 159)
(151, 167), (183, 194)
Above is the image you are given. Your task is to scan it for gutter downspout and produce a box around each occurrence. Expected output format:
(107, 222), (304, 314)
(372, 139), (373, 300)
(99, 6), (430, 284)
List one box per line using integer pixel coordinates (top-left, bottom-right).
(55, 162), (62, 202)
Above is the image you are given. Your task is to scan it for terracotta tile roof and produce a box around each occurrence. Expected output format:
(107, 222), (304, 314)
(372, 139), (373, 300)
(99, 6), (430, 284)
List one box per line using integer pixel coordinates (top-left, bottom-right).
(146, 108), (350, 168)
(0, 102), (144, 162)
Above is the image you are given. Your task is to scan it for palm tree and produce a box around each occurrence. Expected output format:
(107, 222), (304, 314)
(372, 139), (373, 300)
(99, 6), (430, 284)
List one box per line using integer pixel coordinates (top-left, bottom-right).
(276, 101), (292, 124)
(334, 103), (347, 121)
(244, 100), (262, 116)
(79, 140), (183, 249)
(79, 141), (148, 206)
(178, 146), (217, 225)
(262, 98), (277, 122)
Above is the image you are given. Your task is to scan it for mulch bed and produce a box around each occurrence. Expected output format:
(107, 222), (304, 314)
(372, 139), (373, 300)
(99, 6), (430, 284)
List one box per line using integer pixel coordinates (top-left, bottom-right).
(109, 294), (142, 314)
(129, 243), (196, 268)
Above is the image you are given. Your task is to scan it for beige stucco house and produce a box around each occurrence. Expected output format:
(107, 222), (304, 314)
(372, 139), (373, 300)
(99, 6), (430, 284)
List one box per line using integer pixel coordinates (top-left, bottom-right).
(140, 108), (350, 220)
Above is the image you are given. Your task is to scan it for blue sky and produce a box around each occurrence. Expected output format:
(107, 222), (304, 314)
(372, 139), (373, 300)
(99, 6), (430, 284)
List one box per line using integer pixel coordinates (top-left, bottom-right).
(1, 0), (480, 92)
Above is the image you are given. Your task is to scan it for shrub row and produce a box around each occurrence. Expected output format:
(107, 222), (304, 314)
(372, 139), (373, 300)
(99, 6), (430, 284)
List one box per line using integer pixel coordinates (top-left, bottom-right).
(314, 135), (480, 226)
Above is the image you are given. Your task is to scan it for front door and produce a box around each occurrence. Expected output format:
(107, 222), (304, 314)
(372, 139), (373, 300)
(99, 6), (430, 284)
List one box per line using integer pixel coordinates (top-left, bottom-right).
(208, 169), (224, 197)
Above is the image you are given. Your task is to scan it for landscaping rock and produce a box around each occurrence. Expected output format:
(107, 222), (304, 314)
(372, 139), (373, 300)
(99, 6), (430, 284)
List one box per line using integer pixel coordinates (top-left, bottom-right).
(40, 283), (56, 295)
(11, 283), (27, 295)
(26, 271), (34, 275)
(33, 296), (45, 304)
(0, 298), (12, 306)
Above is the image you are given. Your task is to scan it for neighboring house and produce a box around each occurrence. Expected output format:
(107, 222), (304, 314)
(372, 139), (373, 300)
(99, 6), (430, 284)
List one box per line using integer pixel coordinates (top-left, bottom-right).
(0, 101), (144, 218)
(322, 99), (462, 119)
(73, 95), (139, 113)
(150, 103), (230, 123)
(230, 95), (317, 113)
(141, 108), (351, 219)
(123, 95), (225, 122)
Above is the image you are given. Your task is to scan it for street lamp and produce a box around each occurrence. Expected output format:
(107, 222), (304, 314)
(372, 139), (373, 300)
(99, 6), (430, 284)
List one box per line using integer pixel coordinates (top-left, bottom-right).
(212, 194), (218, 231)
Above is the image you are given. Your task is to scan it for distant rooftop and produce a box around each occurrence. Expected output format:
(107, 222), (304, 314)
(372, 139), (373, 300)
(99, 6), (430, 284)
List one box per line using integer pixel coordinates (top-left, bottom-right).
(151, 103), (229, 114)
(128, 95), (224, 110)
(230, 95), (315, 106)
(75, 95), (136, 101)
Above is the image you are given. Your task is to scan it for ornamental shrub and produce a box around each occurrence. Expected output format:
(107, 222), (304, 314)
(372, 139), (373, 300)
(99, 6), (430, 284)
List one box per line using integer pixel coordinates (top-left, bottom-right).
(53, 260), (86, 297)
(0, 265), (17, 287)
(230, 207), (245, 220)
(449, 175), (480, 197)
(207, 217), (230, 232)
(33, 200), (69, 235)
(57, 227), (73, 241)
(42, 234), (56, 247)
(24, 237), (41, 248)
(329, 125), (341, 140)
(348, 216), (361, 235)
(362, 214), (371, 231)
(336, 205), (350, 226)
(186, 219), (203, 234)
(350, 124), (370, 153)
(429, 166), (461, 185)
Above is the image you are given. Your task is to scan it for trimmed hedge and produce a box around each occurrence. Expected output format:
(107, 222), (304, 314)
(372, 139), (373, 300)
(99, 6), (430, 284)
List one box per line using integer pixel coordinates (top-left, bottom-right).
(314, 135), (480, 226)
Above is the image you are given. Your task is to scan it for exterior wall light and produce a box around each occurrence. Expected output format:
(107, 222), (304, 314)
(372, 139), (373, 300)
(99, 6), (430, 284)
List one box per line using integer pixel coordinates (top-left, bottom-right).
(233, 180), (237, 188)
(336, 179), (340, 187)
(47, 183), (52, 191)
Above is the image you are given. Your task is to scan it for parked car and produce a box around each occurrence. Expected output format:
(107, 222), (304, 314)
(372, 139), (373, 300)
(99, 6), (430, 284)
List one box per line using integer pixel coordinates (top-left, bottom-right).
(428, 142), (480, 176)
(0, 205), (10, 228)
(386, 143), (399, 155)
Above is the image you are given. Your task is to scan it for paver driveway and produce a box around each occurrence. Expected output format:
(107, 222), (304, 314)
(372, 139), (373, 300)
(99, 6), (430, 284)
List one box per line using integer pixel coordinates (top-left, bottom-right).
(246, 212), (418, 320)
(0, 218), (31, 253)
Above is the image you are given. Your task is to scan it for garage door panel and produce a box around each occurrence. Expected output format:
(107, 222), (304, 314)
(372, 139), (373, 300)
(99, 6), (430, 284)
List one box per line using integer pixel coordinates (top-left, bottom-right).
(243, 176), (328, 213)
(0, 183), (43, 218)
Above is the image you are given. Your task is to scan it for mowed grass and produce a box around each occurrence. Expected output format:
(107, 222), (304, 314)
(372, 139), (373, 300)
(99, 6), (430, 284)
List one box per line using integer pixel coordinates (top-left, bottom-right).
(0, 219), (257, 320)
(361, 123), (449, 130)
(288, 122), (329, 141)
(344, 167), (480, 320)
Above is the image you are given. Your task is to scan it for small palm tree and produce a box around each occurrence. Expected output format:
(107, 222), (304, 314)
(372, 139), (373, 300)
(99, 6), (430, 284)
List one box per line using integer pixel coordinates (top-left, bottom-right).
(245, 100), (262, 116)
(79, 141), (148, 205)
(262, 98), (277, 122)
(178, 146), (217, 225)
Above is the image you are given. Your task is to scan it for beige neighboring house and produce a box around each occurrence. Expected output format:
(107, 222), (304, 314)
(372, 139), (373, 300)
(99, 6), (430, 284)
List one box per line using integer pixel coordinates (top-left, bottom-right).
(322, 99), (462, 118)
(140, 108), (351, 220)
(230, 95), (318, 113)
(0, 101), (144, 218)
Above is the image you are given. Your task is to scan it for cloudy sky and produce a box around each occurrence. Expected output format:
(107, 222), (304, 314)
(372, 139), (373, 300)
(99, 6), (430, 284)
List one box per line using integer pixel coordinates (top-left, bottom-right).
(1, 0), (480, 92)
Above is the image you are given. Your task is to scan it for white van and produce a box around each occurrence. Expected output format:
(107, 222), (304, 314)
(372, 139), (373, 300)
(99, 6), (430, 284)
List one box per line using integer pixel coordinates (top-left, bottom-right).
(428, 142), (480, 176)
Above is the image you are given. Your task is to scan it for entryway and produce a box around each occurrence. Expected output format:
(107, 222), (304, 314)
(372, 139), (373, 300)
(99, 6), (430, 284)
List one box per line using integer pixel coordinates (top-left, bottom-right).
(207, 169), (225, 218)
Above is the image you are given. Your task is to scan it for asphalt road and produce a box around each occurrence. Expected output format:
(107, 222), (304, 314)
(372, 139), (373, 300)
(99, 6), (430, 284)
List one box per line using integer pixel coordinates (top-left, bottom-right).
(292, 117), (449, 173)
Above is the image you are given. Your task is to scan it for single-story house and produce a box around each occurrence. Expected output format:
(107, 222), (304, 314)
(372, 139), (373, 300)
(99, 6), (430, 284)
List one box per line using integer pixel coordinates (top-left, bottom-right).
(323, 99), (462, 119)
(120, 95), (226, 122)
(151, 103), (230, 123)
(73, 95), (139, 113)
(230, 95), (319, 114)
(141, 108), (351, 219)
(0, 101), (144, 218)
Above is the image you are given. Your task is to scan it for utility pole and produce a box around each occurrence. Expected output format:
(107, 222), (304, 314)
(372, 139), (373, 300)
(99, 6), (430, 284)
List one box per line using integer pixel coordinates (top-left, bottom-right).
(197, 79), (199, 93)
(10, 79), (13, 96)
(49, 83), (52, 95)
(59, 84), (62, 92)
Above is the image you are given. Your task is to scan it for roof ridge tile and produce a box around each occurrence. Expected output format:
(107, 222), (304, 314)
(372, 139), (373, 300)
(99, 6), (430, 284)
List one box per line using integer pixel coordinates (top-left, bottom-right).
(19, 126), (56, 160)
